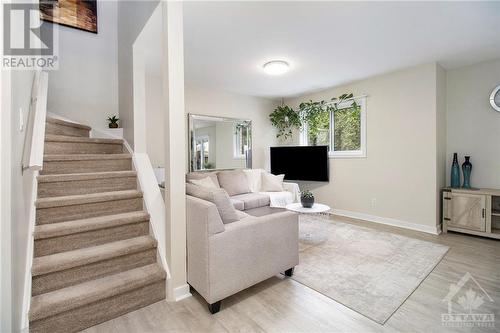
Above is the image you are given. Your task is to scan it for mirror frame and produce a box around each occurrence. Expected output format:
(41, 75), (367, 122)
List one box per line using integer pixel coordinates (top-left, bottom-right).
(490, 85), (500, 112)
(188, 113), (252, 172)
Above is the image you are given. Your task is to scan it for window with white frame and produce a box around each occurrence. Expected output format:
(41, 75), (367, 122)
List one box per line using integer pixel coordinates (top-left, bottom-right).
(233, 122), (250, 159)
(300, 97), (366, 158)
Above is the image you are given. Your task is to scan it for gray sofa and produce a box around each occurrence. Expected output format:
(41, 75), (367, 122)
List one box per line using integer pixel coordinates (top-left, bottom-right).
(186, 170), (299, 313)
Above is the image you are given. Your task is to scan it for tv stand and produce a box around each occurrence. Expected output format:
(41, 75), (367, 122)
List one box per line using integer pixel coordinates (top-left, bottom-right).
(442, 188), (500, 239)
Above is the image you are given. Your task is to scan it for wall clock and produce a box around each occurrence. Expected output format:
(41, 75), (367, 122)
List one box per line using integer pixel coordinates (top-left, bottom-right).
(490, 85), (500, 112)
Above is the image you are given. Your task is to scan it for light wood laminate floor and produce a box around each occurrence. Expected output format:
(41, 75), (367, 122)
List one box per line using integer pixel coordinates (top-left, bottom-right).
(84, 216), (500, 333)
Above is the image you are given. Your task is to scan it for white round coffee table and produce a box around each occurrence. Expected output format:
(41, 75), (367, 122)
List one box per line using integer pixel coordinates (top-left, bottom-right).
(286, 203), (331, 241)
(286, 203), (331, 214)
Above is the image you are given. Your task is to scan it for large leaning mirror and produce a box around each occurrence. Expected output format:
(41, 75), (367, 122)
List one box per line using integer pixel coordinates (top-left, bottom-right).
(189, 114), (252, 171)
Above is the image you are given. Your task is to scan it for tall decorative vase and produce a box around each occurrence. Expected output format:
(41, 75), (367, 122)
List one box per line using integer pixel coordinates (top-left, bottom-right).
(451, 153), (461, 188)
(462, 156), (472, 189)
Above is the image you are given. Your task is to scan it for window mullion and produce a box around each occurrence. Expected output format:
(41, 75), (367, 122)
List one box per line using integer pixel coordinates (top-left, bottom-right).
(330, 108), (335, 153)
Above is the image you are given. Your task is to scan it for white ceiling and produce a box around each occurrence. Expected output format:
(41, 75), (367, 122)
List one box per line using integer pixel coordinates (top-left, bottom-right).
(183, 1), (500, 98)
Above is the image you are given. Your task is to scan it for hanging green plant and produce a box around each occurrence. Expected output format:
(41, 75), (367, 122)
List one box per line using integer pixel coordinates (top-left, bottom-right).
(269, 105), (301, 139)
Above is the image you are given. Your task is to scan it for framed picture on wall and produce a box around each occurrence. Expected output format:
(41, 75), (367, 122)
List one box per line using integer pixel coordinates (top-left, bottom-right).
(40, 0), (98, 34)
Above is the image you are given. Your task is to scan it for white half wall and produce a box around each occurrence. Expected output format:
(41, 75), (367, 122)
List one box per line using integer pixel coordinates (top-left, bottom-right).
(145, 74), (165, 168)
(42, 0), (118, 130)
(118, 0), (160, 147)
(446, 58), (500, 189)
(285, 63), (442, 232)
(185, 84), (279, 171)
(0, 62), (13, 333)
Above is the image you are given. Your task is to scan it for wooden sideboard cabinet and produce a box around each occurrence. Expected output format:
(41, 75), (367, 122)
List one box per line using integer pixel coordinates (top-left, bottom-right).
(442, 188), (500, 239)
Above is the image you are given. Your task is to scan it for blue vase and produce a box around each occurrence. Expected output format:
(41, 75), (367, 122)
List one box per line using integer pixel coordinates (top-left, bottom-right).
(462, 156), (472, 189)
(451, 153), (460, 188)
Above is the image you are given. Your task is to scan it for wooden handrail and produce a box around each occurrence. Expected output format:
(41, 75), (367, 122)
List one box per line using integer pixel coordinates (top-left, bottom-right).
(22, 71), (48, 171)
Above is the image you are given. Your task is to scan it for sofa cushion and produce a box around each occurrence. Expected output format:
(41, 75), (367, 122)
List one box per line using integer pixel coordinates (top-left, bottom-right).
(245, 206), (287, 217)
(189, 176), (218, 189)
(186, 171), (220, 188)
(186, 183), (239, 224)
(217, 170), (251, 196)
(230, 193), (270, 210)
(243, 169), (264, 192)
(261, 173), (285, 192)
(235, 210), (250, 220)
(230, 198), (245, 211)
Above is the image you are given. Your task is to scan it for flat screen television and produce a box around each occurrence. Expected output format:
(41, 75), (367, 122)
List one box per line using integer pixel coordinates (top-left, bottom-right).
(270, 146), (329, 182)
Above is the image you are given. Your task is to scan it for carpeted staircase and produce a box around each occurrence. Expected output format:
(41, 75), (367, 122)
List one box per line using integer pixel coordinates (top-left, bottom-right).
(29, 117), (166, 333)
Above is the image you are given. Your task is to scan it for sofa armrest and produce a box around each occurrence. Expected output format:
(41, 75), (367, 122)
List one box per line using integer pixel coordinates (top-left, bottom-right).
(186, 195), (225, 235)
(283, 182), (300, 202)
(186, 195), (225, 298)
(206, 211), (299, 303)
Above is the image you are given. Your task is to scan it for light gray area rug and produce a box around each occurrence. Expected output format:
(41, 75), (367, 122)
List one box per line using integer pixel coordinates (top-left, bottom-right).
(292, 215), (449, 324)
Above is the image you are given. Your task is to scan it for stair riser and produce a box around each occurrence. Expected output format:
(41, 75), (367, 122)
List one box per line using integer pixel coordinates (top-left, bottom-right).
(29, 280), (165, 333)
(36, 198), (143, 224)
(32, 249), (157, 296)
(45, 122), (90, 138)
(38, 176), (138, 198)
(34, 221), (149, 257)
(44, 141), (123, 154)
(41, 159), (132, 175)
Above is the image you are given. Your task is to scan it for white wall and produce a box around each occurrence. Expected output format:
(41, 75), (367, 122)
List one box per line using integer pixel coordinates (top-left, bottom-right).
(285, 63), (442, 233)
(446, 59), (500, 189)
(436, 65), (447, 224)
(9, 71), (37, 333)
(0, 63), (13, 333)
(185, 84), (278, 171)
(145, 74), (164, 167)
(43, 0), (118, 130)
(4, 2), (40, 329)
(118, 0), (160, 146)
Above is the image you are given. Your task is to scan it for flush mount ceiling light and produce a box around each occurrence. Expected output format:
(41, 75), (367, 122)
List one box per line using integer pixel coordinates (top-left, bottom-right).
(263, 60), (290, 75)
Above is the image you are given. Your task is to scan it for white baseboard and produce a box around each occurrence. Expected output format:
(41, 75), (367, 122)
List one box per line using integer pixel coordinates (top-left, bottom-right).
(331, 209), (441, 235)
(173, 284), (192, 301)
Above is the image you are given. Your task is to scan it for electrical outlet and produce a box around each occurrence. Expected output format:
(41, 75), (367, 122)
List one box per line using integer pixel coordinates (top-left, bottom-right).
(371, 198), (377, 208)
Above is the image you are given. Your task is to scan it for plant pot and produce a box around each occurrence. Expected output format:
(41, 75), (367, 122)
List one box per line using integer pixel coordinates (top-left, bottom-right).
(109, 123), (119, 129)
(301, 196), (314, 208)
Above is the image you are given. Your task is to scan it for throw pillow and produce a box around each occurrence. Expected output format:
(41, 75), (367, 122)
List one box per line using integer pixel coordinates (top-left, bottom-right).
(186, 171), (220, 188)
(189, 176), (218, 189)
(186, 183), (239, 224)
(261, 172), (285, 192)
(242, 169), (264, 192)
(217, 170), (251, 196)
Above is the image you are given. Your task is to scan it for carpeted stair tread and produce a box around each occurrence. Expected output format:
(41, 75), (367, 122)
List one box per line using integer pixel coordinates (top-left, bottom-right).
(44, 134), (123, 144)
(35, 190), (143, 209)
(34, 211), (150, 240)
(38, 170), (137, 183)
(32, 235), (157, 276)
(46, 117), (92, 130)
(29, 263), (166, 322)
(43, 154), (132, 161)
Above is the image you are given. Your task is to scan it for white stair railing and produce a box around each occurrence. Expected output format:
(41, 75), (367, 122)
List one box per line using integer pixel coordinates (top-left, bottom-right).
(22, 71), (48, 171)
